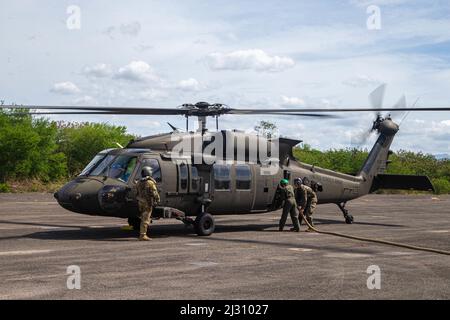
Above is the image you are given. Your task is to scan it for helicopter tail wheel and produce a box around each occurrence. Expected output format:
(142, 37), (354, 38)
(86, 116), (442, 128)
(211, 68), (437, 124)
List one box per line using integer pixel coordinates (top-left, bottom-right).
(345, 214), (354, 224)
(337, 202), (354, 224)
(194, 213), (215, 236)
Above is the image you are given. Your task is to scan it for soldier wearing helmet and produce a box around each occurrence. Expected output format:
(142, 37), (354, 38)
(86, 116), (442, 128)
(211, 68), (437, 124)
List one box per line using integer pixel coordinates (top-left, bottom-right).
(136, 166), (160, 241)
(278, 179), (300, 232)
(294, 177), (317, 232)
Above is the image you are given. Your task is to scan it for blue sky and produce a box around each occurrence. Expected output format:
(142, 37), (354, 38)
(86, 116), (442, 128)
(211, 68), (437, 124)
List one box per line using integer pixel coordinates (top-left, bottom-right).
(1, 0), (450, 154)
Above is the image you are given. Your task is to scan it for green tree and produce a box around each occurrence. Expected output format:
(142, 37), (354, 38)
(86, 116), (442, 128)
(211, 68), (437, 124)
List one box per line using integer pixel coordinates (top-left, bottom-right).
(57, 122), (135, 175)
(0, 109), (66, 182)
(254, 121), (278, 139)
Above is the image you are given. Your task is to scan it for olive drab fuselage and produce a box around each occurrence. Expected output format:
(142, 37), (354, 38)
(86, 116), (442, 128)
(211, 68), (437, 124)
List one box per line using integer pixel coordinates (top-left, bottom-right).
(54, 120), (434, 221)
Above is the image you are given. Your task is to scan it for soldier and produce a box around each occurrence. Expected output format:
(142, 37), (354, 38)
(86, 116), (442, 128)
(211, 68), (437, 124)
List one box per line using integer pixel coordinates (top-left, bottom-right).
(278, 179), (300, 232)
(136, 166), (160, 241)
(294, 178), (317, 232)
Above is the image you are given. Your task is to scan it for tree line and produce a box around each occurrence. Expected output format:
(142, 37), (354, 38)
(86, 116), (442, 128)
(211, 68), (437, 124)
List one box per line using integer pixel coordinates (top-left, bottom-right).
(1, 110), (449, 193)
(0, 108), (134, 191)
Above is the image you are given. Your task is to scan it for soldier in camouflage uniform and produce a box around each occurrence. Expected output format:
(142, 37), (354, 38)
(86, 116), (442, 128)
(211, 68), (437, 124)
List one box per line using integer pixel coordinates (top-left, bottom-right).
(294, 178), (317, 232)
(136, 166), (160, 241)
(278, 179), (300, 232)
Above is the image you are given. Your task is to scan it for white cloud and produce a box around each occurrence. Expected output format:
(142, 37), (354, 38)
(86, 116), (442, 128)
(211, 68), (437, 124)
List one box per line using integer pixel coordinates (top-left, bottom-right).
(342, 75), (381, 88)
(280, 96), (305, 107)
(139, 88), (169, 100)
(103, 21), (142, 39)
(73, 95), (98, 105)
(349, 0), (408, 7)
(50, 82), (81, 95)
(120, 22), (141, 36)
(206, 49), (295, 72)
(82, 63), (113, 78)
(115, 61), (160, 83)
(176, 78), (202, 91)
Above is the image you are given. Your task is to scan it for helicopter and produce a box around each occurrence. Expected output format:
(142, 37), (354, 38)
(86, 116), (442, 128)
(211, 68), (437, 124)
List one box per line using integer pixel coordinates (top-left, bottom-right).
(3, 87), (450, 236)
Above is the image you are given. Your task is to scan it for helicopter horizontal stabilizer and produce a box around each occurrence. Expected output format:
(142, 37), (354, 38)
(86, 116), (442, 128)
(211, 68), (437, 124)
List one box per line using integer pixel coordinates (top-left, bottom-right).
(277, 137), (302, 163)
(370, 174), (434, 192)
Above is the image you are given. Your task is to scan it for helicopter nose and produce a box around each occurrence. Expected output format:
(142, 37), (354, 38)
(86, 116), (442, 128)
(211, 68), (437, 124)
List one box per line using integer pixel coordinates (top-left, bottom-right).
(55, 178), (104, 214)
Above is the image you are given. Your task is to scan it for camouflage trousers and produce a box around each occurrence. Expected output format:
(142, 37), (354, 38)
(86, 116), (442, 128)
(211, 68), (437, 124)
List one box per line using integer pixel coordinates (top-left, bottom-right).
(302, 200), (317, 226)
(139, 203), (153, 236)
(279, 200), (300, 231)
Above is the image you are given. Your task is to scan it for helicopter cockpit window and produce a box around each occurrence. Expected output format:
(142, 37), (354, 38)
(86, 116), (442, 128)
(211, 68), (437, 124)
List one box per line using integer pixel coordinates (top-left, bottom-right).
(235, 164), (251, 190)
(213, 164), (231, 190)
(89, 155), (115, 176)
(107, 155), (137, 183)
(79, 149), (116, 176)
(139, 159), (161, 182)
(79, 154), (106, 176)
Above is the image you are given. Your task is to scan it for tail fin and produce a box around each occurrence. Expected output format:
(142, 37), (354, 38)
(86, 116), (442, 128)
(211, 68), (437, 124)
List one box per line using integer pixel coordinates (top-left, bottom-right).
(357, 117), (399, 193)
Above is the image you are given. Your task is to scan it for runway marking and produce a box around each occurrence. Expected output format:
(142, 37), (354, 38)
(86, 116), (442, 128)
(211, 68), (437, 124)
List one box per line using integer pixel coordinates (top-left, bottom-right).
(0, 249), (53, 256)
(324, 253), (371, 258)
(288, 248), (313, 252)
(5, 273), (63, 282)
(426, 230), (449, 233)
(383, 251), (418, 256)
(3, 201), (58, 205)
(185, 242), (208, 246)
(190, 261), (218, 267)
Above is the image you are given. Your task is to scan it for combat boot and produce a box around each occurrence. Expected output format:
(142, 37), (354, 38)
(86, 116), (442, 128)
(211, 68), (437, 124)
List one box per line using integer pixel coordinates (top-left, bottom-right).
(139, 234), (151, 241)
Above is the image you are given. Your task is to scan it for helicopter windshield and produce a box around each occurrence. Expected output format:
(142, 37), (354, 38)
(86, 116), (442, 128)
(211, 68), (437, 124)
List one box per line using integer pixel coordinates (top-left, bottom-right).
(106, 155), (137, 183)
(79, 149), (116, 176)
(89, 155), (116, 176)
(79, 154), (105, 176)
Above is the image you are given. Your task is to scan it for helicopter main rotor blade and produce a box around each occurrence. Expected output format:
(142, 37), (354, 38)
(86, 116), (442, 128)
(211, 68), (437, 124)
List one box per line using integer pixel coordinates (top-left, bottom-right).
(2, 105), (450, 115)
(1, 105), (188, 115)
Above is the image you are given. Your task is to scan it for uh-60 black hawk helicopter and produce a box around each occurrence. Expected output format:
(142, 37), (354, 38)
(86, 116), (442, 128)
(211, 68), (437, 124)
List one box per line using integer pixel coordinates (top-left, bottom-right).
(4, 85), (450, 236)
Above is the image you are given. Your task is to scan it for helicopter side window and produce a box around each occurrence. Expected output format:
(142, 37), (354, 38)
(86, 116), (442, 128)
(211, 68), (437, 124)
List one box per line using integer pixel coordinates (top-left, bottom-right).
(235, 165), (251, 190)
(139, 159), (161, 182)
(213, 164), (231, 190)
(179, 163), (188, 190)
(191, 166), (199, 192)
(108, 155), (137, 183)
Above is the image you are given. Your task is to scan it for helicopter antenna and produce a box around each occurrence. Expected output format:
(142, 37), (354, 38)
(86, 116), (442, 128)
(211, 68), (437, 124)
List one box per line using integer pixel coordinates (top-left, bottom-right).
(167, 122), (179, 132)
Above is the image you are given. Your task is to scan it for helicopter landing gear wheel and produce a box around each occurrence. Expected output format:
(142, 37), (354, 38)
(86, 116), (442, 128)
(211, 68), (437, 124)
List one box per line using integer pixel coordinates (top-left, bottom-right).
(194, 213), (215, 236)
(128, 217), (141, 231)
(345, 214), (354, 224)
(337, 202), (354, 224)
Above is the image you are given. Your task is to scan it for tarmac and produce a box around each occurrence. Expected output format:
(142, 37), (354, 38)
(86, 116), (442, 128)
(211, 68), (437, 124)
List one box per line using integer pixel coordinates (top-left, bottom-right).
(0, 193), (449, 299)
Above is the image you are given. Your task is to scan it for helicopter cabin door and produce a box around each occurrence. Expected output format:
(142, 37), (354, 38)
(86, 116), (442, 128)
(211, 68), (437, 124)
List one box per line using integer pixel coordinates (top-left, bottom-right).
(233, 164), (253, 212)
(252, 166), (271, 211)
(177, 161), (189, 194)
(209, 163), (233, 214)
